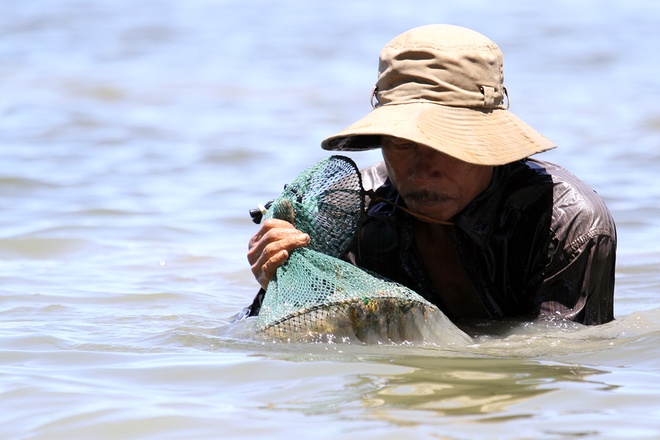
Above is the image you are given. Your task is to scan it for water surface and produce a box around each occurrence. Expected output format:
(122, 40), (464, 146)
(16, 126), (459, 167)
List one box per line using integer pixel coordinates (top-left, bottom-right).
(1, 1), (659, 438)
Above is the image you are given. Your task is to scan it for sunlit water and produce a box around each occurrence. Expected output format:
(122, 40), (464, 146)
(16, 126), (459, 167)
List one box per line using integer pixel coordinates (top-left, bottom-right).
(1, 1), (659, 439)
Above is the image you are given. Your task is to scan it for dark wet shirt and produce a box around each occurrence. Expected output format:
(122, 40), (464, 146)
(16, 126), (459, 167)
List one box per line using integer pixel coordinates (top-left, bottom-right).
(352, 158), (616, 325)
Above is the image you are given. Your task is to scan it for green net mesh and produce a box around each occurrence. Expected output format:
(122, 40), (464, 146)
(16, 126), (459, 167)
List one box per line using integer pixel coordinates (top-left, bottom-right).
(255, 156), (471, 345)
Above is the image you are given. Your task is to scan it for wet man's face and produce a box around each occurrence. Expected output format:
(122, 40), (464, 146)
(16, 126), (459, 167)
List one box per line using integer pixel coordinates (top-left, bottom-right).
(381, 136), (493, 222)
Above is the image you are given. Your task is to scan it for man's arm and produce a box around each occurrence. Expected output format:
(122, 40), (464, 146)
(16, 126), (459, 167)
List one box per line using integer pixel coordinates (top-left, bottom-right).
(535, 231), (616, 325)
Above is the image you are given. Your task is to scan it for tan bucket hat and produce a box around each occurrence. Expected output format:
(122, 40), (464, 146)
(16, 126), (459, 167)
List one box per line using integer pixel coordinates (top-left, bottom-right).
(321, 24), (556, 165)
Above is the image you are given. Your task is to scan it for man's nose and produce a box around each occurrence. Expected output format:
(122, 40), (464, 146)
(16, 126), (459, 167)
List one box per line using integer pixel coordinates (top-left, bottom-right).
(411, 147), (447, 180)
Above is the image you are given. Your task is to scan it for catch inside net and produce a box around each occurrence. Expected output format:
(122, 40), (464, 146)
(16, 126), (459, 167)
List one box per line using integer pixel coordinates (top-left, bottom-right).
(255, 155), (471, 345)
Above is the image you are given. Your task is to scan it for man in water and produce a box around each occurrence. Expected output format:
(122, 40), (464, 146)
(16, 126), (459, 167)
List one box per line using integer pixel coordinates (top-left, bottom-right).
(246, 24), (616, 325)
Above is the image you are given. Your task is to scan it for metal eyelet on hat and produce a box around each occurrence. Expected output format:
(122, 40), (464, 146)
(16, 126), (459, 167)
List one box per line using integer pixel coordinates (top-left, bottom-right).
(370, 85), (379, 109)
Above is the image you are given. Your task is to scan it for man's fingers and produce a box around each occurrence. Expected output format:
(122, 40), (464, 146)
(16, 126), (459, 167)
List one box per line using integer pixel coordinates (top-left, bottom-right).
(256, 249), (289, 289)
(250, 218), (296, 244)
(247, 219), (311, 289)
(247, 227), (309, 266)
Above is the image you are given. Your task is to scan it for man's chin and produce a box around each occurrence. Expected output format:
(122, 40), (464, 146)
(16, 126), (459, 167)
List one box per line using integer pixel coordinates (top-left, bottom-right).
(408, 202), (455, 223)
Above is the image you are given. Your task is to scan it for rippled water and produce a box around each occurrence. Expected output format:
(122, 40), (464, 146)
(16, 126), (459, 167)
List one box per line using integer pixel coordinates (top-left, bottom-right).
(2, 1), (660, 439)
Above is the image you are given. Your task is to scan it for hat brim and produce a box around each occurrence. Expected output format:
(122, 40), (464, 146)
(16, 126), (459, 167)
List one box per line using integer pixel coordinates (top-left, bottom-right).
(321, 102), (556, 166)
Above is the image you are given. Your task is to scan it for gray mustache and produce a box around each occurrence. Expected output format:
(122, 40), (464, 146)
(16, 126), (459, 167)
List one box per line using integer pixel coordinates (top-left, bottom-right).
(403, 190), (453, 203)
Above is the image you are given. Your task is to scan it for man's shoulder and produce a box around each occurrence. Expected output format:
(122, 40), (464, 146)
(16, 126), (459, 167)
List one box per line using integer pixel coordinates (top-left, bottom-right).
(516, 158), (616, 245)
(359, 161), (389, 192)
(509, 159), (608, 211)
(525, 159), (612, 218)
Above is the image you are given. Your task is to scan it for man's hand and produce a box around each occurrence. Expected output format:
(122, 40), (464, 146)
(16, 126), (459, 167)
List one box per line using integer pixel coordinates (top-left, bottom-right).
(247, 218), (310, 290)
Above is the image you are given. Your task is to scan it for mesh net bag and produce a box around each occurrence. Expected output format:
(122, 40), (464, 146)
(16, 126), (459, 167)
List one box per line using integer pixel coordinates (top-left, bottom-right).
(255, 155), (471, 345)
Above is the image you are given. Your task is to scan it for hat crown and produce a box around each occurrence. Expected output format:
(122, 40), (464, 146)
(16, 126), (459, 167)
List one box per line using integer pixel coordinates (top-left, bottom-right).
(376, 25), (505, 109)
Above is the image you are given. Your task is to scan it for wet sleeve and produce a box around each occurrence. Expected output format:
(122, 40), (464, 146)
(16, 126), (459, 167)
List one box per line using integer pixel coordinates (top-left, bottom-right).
(237, 288), (265, 319)
(534, 232), (616, 325)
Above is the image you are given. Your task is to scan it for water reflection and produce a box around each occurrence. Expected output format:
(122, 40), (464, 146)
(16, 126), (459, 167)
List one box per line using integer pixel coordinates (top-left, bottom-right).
(246, 339), (613, 422)
(356, 356), (610, 421)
